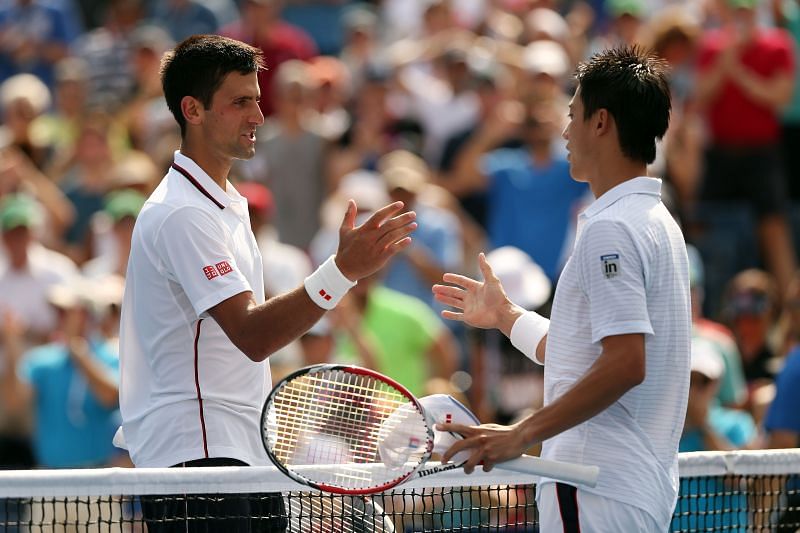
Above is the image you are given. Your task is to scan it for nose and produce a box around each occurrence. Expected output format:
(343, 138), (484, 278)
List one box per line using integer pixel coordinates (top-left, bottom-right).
(561, 124), (568, 141)
(252, 103), (265, 126)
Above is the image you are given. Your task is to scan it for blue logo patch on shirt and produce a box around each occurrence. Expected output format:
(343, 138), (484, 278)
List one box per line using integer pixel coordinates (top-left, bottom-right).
(601, 254), (620, 278)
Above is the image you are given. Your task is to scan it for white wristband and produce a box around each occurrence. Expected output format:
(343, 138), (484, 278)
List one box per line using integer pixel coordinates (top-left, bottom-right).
(304, 255), (357, 310)
(510, 311), (550, 366)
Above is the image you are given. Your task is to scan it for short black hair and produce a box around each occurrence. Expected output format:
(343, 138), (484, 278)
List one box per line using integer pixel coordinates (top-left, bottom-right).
(575, 46), (671, 164)
(160, 35), (265, 137)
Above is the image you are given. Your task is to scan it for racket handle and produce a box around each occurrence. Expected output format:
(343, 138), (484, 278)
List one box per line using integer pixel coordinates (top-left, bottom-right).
(497, 455), (600, 488)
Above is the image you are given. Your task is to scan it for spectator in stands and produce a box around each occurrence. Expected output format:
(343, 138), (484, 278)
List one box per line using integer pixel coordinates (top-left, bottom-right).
(688, 244), (748, 409)
(237, 180), (312, 379)
(237, 60), (328, 250)
(55, 115), (120, 264)
(123, 25), (176, 157)
(338, 4), (379, 91)
(0, 72), (52, 169)
(331, 270), (459, 398)
(82, 189), (145, 280)
(220, 0), (317, 117)
(720, 269), (781, 425)
(438, 58), (517, 230)
(29, 57), (89, 159)
(379, 150), (463, 313)
(306, 55), (351, 142)
(326, 63), (407, 185)
(450, 98), (589, 284)
(0, 0), (73, 89)
(680, 337), (756, 452)
(0, 194), (78, 343)
(693, 0), (797, 316)
(764, 344), (800, 448)
(70, 0), (144, 112)
(721, 269), (780, 384)
(148, 0), (219, 43)
(0, 145), (75, 247)
(470, 246), (551, 424)
(1, 276), (122, 468)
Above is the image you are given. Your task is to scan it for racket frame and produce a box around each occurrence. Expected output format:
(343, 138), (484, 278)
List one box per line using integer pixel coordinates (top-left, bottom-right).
(260, 364), (435, 495)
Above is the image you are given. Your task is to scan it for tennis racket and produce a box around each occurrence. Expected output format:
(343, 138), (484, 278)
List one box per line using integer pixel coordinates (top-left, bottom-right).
(260, 364), (599, 495)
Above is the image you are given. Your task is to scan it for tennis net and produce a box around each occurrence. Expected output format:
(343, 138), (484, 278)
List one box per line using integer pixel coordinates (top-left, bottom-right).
(0, 450), (798, 532)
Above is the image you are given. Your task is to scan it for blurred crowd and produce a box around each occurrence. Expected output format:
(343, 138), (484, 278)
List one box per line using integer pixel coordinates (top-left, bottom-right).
(0, 0), (798, 474)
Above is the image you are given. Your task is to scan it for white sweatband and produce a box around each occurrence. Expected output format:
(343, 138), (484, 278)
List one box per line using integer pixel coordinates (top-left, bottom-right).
(510, 311), (550, 366)
(304, 255), (357, 310)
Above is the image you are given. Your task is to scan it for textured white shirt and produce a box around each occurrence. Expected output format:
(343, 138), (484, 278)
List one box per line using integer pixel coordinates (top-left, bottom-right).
(118, 151), (270, 468)
(538, 177), (691, 526)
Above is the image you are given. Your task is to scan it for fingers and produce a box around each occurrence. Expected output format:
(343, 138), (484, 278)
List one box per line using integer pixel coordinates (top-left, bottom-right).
(375, 218), (418, 250)
(432, 284), (465, 302)
(441, 273), (481, 291)
(340, 199), (357, 231)
(363, 201), (406, 228)
(441, 310), (464, 321)
(478, 252), (499, 283)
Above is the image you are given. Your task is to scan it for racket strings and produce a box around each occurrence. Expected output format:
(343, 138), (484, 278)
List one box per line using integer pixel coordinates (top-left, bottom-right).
(264, 369), (431, 490)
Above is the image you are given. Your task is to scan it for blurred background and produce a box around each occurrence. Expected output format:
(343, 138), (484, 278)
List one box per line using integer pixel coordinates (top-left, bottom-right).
(0, 0), (799, 471)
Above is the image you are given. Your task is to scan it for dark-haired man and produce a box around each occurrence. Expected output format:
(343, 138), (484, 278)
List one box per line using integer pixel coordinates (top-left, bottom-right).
(117, 34), (416, 531)
(433, 46), (691, 531)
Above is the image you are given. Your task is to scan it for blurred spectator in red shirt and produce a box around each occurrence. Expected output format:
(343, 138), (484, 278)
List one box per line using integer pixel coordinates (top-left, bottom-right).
(220, 0), (317, 117)
(693, 0), (796, 318)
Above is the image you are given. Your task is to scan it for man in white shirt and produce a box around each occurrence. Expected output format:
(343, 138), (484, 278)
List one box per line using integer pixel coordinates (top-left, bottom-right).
(118, 34), (416, 532)
(433, 46), (691, 532)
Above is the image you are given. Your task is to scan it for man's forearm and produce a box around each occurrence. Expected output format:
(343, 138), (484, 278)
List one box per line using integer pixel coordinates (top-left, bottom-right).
(518, 337), (645, 445)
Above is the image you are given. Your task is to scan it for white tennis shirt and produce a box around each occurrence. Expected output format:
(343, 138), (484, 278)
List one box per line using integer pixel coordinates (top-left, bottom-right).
(117, 151), (271, 468)
(538, 177), (691, 526)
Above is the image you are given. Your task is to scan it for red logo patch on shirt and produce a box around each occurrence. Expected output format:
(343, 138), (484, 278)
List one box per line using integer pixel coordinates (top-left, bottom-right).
(203, 265), (219, 280)
(216, 261), (233, 276)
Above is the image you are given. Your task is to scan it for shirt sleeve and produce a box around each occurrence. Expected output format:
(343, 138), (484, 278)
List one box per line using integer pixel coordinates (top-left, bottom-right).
(576, 219), (654, 344)
(156, 206), (253, 317)
(764, 352), (800, 433)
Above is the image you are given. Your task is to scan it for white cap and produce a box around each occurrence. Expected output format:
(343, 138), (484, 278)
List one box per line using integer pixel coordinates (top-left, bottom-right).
(486, 246), (551, 310)
(523, 40), (570, 79)
(690, 338), (725, 380)
(419, 394), (480, 464)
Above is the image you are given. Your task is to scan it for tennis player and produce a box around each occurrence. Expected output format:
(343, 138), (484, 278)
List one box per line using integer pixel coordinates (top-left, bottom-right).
(433, 46), (691, 532)
(116, 35), (416, 532)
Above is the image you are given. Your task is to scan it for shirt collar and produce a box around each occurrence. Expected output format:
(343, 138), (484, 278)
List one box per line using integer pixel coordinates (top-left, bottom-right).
(581, 177), (662, 219)
(171, 150), (232, 210)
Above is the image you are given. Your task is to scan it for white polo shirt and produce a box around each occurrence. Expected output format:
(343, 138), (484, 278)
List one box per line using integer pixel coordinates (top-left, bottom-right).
(118, 151), (270, 468)
(538, 177), (691, 526)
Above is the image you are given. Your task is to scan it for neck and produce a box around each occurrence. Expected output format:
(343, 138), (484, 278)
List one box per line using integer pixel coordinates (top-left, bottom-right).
(588, 149), (648, 198)
(179, 142), (230, 190)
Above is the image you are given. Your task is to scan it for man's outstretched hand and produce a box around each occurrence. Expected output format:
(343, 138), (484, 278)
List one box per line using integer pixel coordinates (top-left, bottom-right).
(335, 200), (417, 281)
(432, 252), (523, 334)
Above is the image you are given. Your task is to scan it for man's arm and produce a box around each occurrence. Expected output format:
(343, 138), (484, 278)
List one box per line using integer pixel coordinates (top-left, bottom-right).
(441, 101), (523, 197)
(440, 333), (645, 473)
(210, 200), (416, 362)
(729, 65), (794, 111)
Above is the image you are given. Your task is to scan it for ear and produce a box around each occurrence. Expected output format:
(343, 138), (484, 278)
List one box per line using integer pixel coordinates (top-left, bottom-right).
(180, 95), (203, 127)
(594, 109), (611, 137)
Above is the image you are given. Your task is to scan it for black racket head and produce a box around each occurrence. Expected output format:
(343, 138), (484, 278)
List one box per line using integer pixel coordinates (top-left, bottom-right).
(260, 364), (434, 494)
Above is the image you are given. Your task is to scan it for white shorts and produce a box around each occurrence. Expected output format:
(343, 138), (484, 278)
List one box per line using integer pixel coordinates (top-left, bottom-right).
(537, 482), (663, 533)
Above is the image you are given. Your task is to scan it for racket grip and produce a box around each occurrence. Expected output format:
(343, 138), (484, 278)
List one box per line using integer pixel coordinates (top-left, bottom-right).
(497, 455), (600, 488)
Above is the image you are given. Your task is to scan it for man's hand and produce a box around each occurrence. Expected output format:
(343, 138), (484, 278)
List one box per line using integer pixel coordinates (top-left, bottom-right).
(437, 421), (531, 474)
(334, 200), (417, 281)
(432, 253), (522, 332)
